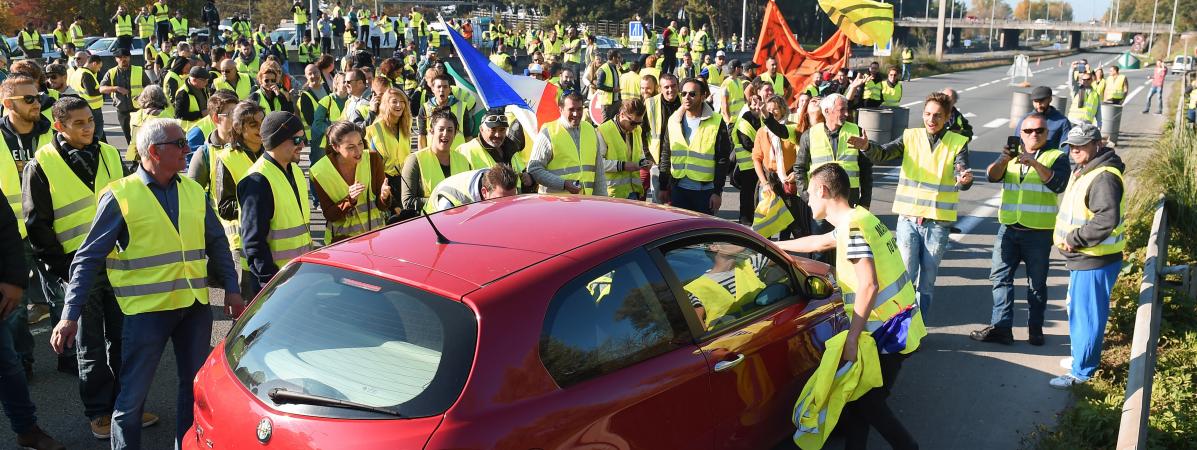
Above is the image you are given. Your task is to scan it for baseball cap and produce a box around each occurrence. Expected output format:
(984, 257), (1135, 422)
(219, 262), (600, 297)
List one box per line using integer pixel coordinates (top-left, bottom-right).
(1063, 122), (1101, 147)
(716, 50), (726, 57)
(526, 63), (543, 74)
(1030, 86), (1053, 101)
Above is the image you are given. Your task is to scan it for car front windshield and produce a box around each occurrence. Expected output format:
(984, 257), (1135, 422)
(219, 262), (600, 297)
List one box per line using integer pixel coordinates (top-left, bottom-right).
(224, 263), (477, 419)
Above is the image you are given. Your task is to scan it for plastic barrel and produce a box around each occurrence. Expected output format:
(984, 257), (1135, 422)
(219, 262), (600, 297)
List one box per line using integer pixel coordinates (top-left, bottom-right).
(1009, 91), (1033, 128)
(1052, 95), (1069, 115)
(888, 107), (909, 141)
(858, 108), (892, 145)
(1100, 103), (1122, 145)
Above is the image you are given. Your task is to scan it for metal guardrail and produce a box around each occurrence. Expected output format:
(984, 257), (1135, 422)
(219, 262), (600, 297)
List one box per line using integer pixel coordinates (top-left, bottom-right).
(894, 18), (1161, 34)
(1115, 195), (1168, 449)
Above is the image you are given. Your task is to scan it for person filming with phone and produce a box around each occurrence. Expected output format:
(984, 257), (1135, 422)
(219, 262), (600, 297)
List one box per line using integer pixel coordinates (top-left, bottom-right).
(969, 112), (1070, 347)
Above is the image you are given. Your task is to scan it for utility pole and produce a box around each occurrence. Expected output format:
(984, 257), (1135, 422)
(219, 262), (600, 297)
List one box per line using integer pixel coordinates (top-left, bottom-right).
(926, 0), (931, 20)
(740, 0), (746, 52)
(1166, 0), (1179, 57)
(935, 0), (947, 59)
(989, 0), (997, 51)
(1149, 0), (1159, 52)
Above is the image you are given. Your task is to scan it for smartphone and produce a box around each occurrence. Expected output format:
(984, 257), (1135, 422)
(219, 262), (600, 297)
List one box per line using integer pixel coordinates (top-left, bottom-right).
(1005, 136), (1021, 155)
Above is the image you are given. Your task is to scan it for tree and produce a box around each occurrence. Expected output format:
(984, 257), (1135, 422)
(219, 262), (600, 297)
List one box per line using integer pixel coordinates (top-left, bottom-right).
(968, 0), (1013, 21)
(1013, 0), (1072, 22)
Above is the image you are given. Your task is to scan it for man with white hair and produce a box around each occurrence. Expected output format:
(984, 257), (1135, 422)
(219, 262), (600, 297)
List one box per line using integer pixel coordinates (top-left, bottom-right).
(786, 93), (867, 207)
(50, 118), (242, 448)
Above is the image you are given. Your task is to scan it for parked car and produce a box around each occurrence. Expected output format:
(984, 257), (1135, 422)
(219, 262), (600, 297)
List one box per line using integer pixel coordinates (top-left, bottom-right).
(4, 34), (65, 62)
(1171, 55), (1195, 74)
(184, 195), (846, 449)
(87, 37), (147, 73)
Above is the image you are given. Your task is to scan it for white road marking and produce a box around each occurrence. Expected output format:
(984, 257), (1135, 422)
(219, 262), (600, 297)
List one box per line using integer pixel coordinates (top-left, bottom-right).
(1123, 85), (1145, 103)
(963, 112), (976, 118)
(951, 195), (1003, 241)
(963, 86), (978, 91)
(901, 100), (921, 107)
(982, 118), (1009, 128)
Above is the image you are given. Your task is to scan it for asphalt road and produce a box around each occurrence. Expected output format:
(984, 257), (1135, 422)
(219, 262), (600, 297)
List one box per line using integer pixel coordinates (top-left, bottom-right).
(1, 46), (1171, 449)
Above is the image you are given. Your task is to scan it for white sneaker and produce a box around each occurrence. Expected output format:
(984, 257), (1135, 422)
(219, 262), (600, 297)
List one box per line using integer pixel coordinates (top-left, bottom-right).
(1059, 357), (1073, 370)
(1049, 373), (1086, 389)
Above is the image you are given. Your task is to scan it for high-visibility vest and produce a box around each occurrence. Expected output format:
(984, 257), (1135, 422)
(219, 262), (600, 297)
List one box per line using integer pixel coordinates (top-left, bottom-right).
(214, 74), (252, 99)
(189, 116), (216, 144)
(835, 206), (926, 354)
(153, 3), (170, 22)
(365, 121), (411, 177)
(69, 23), (85, 47)
(245, 157), (312, 267)
(0, 130), (53, 238)
(456, 139), (526, 188)
(429, 29), (441, 48)
(667, 111), (722, 183)
(428, 169), (483, 210)
(892, 128), (969, 222)
(115, 15), (134, 37)
(901, 48), (914, 64)
(1104, 74), (1127, 101)
(235, 54), (260, 79)
(1054, 166), (1126, 256)
(692, 31), (708, 52)
(998, 149), (1063, 230)
(641, 29), (655, 54)
(753, 186), (794, 237)
(106, 66), (145, 108)
(489, 53), (512, 73)
(1068, 88), (1100, 124)
(422, 99), (468, 151)
(665, 26), (679, 47)
(175, 86), (202, 129)
(731, 108), (757, 171)
(33, 142), (124, 253)
(19, 30), (42, 52)
(597, 63), (619, 105)
(766, 72), (786, 95)
(104, 175), (209, 314)
(564, 38), (581, 64)
(619, 71), (640, 98)
(310, 154), (384, 241)
(293, 7), (308, 25)
(1189, 89), (1197, 109)
(343, 29), (356, 47)
(881, 81), (902, 107)
(138, 16), (154, 38)
(809, 122), (862, 189)
(72, 69), (104, 110)
(415, 148), (470, 212)
(252, 90), (284, 114)
(54, 28), (69, 48)
(297, 43), (316, 63)
(127, 108), (173, 160)
(804, 83), (819, 98)
(597, 120), (644, 198)
(863, 79), (883, 101)
(723, 78), (747, 117)
(318, 94), (345, 123)
(162, 70), (184, 102)
(170, 17), (188, 37)
(704, 63), (724, 86)
(212, 145), (257, 254)
(644, 94), (667, 162)
(683, 260), (765, 328)
(543, 120), (598, 194)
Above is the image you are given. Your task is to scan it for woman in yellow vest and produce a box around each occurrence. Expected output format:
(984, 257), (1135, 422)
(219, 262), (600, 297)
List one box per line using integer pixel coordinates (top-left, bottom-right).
(212, 101), (266, 275)
(365, 84), (413, 217)
(400, 110), (470, 213)
(599, 98), (648, 200)
(248, 63), (294, 114)
(751, 94), (804, 239)
(778, 163), (925, 450)
(311, 121), (390, 242)
(729, 78), (763, 225)
(127, 85), (174, 161)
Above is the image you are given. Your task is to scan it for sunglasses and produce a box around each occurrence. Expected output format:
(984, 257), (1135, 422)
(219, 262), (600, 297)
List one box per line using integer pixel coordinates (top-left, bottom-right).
(152, 138), (188, 149)
(288, 135), (307, 146)
(6, 95), (38, 105)
(680, 90), (699, 98)
(1021, 127), (1046, 135)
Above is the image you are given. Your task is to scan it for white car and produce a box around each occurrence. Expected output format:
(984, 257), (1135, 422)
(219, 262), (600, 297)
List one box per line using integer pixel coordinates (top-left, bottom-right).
(1171, 56), (1195, 74)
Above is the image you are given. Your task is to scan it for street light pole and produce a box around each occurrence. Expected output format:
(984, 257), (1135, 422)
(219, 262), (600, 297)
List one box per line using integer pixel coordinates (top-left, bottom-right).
(1149, 0), (1159, 52)
(989, 0), (997, 52)
(740, 0), (746, 52)
(1166, 0), (1179, 58)
(935, 0), (947, 59)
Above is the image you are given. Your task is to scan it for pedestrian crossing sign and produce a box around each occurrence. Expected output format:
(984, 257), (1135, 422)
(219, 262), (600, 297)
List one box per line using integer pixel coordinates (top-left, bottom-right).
(629, 21), (643, 42)
(874, 38), (892, 57)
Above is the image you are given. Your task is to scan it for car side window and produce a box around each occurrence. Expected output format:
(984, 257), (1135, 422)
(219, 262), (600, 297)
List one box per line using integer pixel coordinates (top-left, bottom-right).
(661, 237), (796, 332)
(540, 249), (684, 387)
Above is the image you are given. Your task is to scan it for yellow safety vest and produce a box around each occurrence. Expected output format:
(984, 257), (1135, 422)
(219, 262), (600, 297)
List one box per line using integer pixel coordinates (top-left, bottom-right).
(597, 120), (644, 198)
(19, 30), (41, 51)
(115, 15), (134, 37)
(428, 169), (482, 210)
(998, 149), (1062, 230)
(72, 69), (104, 110)
(665, 26), (679, 46)
(127, 109), (173, 160)
(365, 121), (411, 177)
(704, 63), (724, 86)
(175, 86), (202, 130)
(683, 260), (766, 328)
(0, 130), (53, 238)
(619, 71), (640, 99)
(667, 110), (722, 183)
(33, 142), (124, 253)
(153, 3), (170, 22)
(644, 95), (667, 162)
(809, 122), (862, 189)
(319, 95), (345, 122)
(723, 78), (747, 118)
(1104, 74), (1127, 101)
(456, 139), (525, 188)
(415, 148), (469, 212)
(245, 157), (312, 267)
(252, 90), (283, 114)
(640, 29), (655, 54)
(489, 53), (512, 73)
(309, 154), (384, 241)
(212, 145), (257, 255)
(106, 66), (145, 109)
(236, 54), (261, 79)
(836, 206), (926, 353)
(1068, 88), (1100, 124)
(564, 38), (581, 64)
(104, 175), (209, 314)
(139, 17), (155, 38)
(214, 75), (252, 100)
(901, 48), (914, 64)
(293, 7), (308, 25)
(543, 121), (598, 194)
(429, 29), (441, 48)
(880, 81), (902, 107)
(1054, 166), (1126, 256)
(766, 72), (786, 95)
(597, 63), (618, 105)
(69, 23), (85, 47)
(731, 109), (757, 171)
(892, 128), (969, 222)
(170, 17), (188, 37)
(863, 79), (883, 101)
(162, 71), (183, 102)
(753, 187), (793, 238)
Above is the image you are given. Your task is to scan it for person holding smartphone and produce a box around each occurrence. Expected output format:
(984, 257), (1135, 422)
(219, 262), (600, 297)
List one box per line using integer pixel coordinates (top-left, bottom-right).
(970, 112), (1070, 346)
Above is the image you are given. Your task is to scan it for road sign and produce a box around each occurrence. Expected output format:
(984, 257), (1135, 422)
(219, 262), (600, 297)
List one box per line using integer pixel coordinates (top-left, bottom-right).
(628, 21), (643, 43)
(874, 38), (892, 57)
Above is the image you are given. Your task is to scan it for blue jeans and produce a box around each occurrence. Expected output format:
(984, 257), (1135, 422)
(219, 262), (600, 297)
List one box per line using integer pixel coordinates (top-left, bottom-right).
(0, 310), (37, 435)
(418, 36), (428, 55)
(1142, 86), (1163, 113)
(989, 225), (1053, 328)
(111, 301), (213, 450)
(895, 216), (951, 317)
(669, 185), (715, 215)
(1067, 260), (1121, 381)
(293, 24), (307, 45)
(902, 62), (912, 81)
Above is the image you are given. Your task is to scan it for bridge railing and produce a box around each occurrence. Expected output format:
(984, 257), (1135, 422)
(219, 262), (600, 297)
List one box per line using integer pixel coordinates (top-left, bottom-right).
(894, 18), (1161, 33)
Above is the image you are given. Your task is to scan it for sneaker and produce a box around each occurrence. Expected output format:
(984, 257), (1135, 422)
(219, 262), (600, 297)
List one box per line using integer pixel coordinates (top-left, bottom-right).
(1028, 327), (1045, 346)
(90, 416), (111, 440)
(1141, 109), (1149, 114)
(16, 425), (65, 450)
(141, 412), (160, 428)
(969, 325), (1014, 344)
(1049, 373), (1086, 389)
(1060, 356), (1073, 370)
(26, 304), (50, 325)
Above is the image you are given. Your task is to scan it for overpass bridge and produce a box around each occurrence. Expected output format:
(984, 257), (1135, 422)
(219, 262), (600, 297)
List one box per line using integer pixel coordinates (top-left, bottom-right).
(895, 18), (1166, 52)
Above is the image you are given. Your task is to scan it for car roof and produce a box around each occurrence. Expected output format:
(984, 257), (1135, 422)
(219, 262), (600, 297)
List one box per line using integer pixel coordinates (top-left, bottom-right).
(299, 195), (711, 294)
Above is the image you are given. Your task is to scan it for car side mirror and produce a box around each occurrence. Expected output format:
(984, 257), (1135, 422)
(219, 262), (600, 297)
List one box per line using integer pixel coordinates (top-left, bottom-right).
(804, 276), (833, 300)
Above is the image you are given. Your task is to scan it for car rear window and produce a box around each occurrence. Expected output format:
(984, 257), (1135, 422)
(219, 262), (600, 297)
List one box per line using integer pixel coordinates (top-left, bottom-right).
(224, 263), (477, 419)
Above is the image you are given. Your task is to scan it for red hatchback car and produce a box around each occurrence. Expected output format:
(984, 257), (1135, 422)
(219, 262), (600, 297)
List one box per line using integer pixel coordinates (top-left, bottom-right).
(185, 195), (846, 449)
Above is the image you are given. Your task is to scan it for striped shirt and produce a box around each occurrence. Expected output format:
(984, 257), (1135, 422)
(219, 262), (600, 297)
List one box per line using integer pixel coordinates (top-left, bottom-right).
(833, 228), (874, 260)
(688, 253), (769, 308)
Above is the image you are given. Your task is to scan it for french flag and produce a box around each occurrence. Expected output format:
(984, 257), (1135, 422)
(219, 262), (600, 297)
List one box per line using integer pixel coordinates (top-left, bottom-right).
(442, 20), (559, 135)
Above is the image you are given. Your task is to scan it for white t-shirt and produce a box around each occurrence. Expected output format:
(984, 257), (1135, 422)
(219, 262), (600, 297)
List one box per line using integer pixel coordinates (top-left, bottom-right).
(684, 115), (701, 142)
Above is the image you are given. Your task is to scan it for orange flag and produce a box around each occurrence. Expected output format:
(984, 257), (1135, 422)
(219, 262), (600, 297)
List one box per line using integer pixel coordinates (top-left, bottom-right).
(753, 0), (852, 105)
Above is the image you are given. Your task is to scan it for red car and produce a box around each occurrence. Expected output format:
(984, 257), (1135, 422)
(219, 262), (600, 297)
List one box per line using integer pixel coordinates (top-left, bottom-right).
(185, 195), (846, 449)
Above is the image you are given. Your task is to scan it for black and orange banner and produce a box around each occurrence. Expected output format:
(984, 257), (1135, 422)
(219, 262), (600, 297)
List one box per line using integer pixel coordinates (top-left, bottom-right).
(753, 0), (852, 105)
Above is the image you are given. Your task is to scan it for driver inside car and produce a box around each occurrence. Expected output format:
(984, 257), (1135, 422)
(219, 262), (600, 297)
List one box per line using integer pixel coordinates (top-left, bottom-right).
(684, 243), (769, 328)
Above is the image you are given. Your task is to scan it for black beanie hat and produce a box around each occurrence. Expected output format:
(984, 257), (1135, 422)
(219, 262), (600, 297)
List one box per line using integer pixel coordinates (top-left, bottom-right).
(260, 111), (304, 150)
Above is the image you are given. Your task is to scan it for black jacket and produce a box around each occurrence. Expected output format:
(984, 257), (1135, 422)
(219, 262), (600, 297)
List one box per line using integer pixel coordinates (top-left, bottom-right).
(1060, 148), (1126, 270)
(0, 185), (26, 288)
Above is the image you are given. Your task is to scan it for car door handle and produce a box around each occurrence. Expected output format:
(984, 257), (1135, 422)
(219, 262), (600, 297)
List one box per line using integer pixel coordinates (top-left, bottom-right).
(713, 353), (745, 372)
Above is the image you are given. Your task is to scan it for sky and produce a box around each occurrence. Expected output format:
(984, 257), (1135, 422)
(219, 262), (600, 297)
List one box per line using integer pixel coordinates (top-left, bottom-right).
(964, 1), (1108, 21)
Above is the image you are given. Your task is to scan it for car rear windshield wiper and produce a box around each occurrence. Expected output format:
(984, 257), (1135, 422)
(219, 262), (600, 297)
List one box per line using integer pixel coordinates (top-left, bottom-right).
(267, 388), (404, 417)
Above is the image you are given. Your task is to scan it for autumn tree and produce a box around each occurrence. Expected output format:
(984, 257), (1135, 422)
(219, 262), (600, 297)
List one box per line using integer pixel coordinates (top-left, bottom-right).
(1012, 0), (1073, 22)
